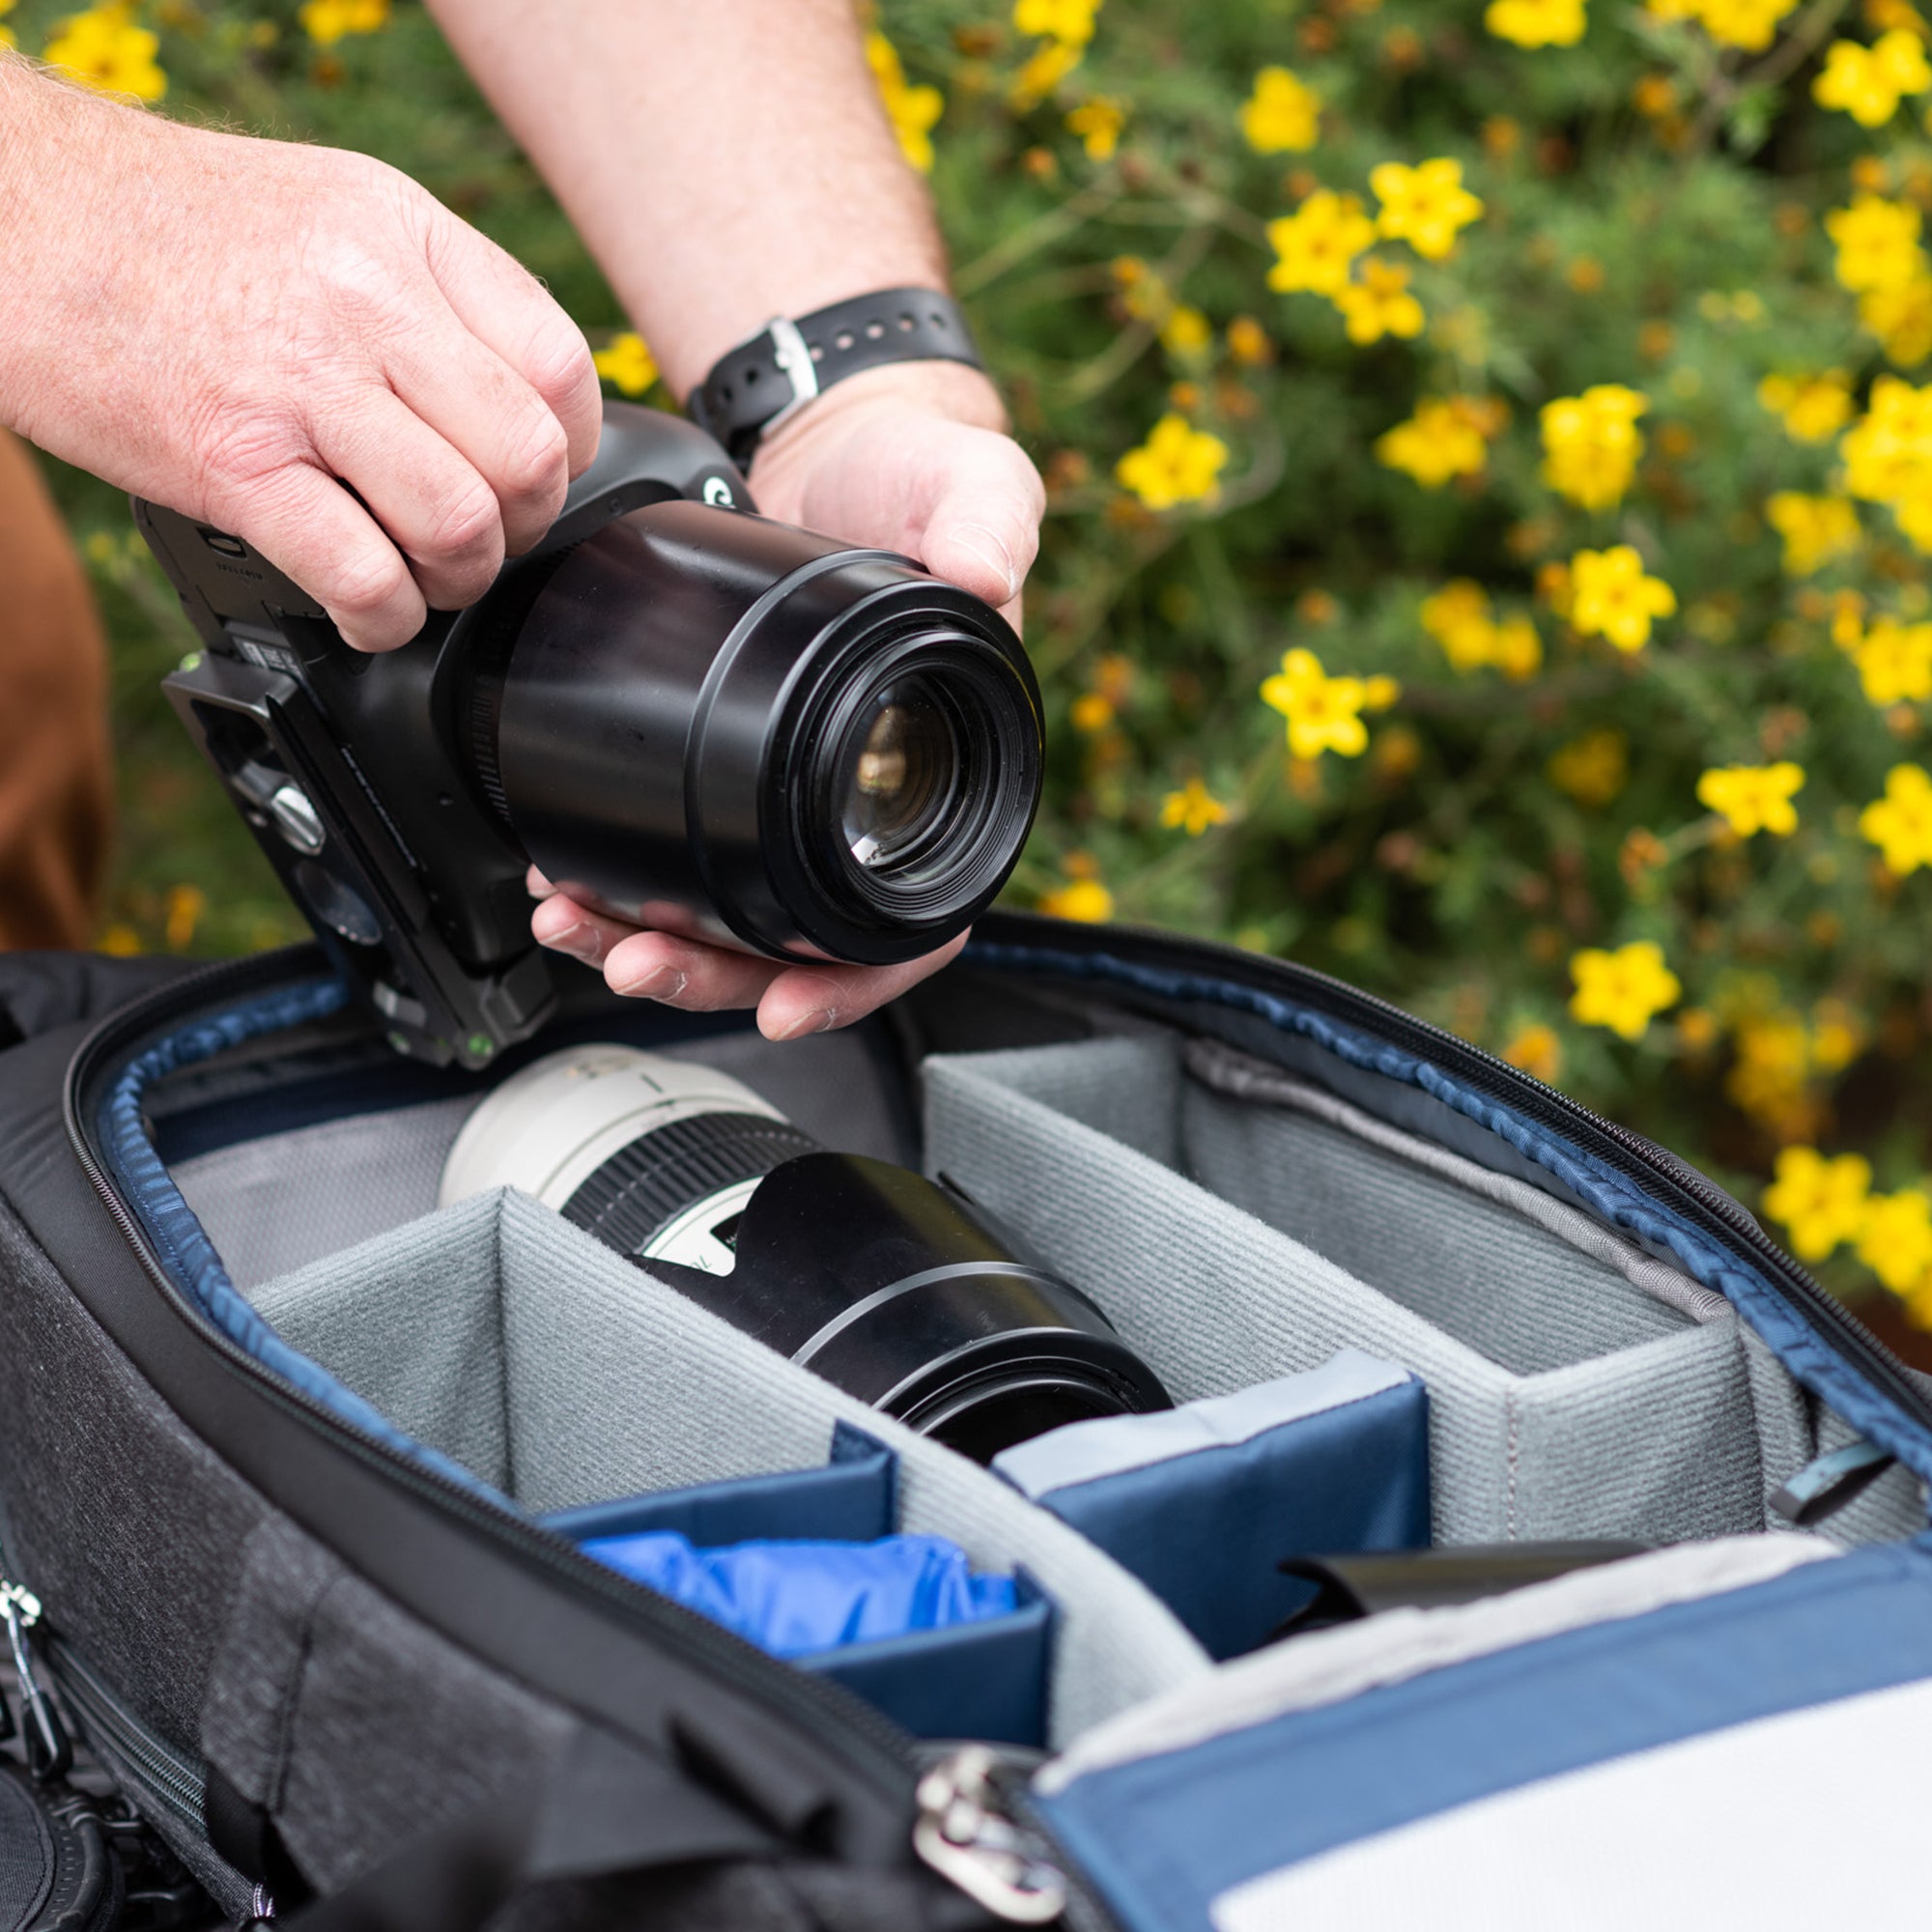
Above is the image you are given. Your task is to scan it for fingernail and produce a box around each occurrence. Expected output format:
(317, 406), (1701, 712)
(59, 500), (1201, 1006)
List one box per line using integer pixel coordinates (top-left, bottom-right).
(951, 523), (1019, 603)
(540, 920), (600, 963)
(772, 1006), (839, 1041)
(613, 964), (688, 1002)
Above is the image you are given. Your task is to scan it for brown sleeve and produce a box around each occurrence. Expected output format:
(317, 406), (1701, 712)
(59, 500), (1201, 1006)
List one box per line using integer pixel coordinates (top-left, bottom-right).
(0, 428), (113, 952)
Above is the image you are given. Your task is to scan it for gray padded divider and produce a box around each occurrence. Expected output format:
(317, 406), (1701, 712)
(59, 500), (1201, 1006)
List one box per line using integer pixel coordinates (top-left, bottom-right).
(248, 1190), (1212, 1746)
(921, 1037), (1767, 1546)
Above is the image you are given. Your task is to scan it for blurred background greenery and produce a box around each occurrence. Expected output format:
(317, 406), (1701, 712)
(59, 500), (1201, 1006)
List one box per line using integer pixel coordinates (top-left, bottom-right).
(15, 0), (1932, 1347)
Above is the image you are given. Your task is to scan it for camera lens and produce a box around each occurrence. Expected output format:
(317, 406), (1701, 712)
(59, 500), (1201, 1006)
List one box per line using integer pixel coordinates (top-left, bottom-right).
(839, 681), (957, 873)
(440, 1046), (1171, 1463)
(467, 500), (1042, 967)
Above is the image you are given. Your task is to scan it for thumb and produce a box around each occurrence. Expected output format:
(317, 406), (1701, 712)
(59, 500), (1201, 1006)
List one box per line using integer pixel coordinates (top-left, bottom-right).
(911, 427), (1045, 625)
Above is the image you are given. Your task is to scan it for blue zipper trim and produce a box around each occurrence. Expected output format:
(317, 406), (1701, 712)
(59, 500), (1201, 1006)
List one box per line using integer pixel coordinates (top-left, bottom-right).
(96, 975), (498, 1499)
(963, 939), (1932, 1487)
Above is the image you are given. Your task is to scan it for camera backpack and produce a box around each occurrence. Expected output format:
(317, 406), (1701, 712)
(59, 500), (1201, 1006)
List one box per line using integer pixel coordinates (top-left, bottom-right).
(3, 917), (1931, 1931)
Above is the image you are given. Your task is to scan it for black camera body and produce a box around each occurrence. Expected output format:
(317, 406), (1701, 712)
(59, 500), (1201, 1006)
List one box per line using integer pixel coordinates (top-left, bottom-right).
(138, 404), (1042, 1069)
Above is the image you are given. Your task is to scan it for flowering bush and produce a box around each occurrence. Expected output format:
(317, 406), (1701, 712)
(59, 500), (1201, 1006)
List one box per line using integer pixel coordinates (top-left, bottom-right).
(35, 0), (1932, 1336)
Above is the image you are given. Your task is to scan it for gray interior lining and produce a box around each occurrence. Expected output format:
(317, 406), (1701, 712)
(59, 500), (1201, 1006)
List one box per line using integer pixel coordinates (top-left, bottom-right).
(174, 1027), (914, 1293)
(246, 1188), (1212, 1746)
(921, 1035), (1770, 1545)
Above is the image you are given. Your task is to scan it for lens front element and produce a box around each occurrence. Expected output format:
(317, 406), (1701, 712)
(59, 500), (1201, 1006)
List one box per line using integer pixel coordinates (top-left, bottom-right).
(840, 680), (959, 874)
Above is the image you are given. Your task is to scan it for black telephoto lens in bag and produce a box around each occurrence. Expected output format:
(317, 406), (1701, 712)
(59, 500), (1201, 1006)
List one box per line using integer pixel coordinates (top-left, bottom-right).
(440, 1046), (1171, 1463)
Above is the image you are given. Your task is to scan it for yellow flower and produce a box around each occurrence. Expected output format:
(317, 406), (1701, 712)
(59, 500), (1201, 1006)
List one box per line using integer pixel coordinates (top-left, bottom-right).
(1861, 762), (1932, 870)
(1159, 304), (1212, 355)
(1239, 66), (1321, 153)
(1569, 941), (1682, 1041)
(1376, 399), (1489, 489)
(1159, 777), (1231, 836)
(1226, 316), (1272, 365)
(867, 32), (943, 172)
(1569, 545), (1677, 652)
(1861, 274), (1932, 365)
(1763, 1147), (1873, 1261)
(296, 0), (385, 46)
(1065, 97), (1125, 159)
(1038, 876), (1114, 922)
(1695, 762), (1804, 837)
(1757, 371), (1856, 442)
(1489, 616), (1543, 680)
(1540, 384), (1648, 511)
(1502, 1022), (1564, 1083)
(1826, 195), (1925, 292)
(1841, 374), (1932, 503)
(1115, 414), (1229, 510)
(1698, 0), (1799, 49)
(1486, 0), (1586, 47)
(1014, 0), (1099, 43)
(1548, 729), (1630, 806)
(1261, 647), (1372, 759)
(1069, 692), (1114, 733)
(162, 882), (206, 952)
(1009, 39), (1083, 107)
(1851, 616), (1932, 702)
(1332, 258), (1426, 345)
(1370, 158), (1485, 262)
(592, 332), (658, 397)
(43, 4), (168, 99)
(1858, 1188), (1932, 1291)
(1765, 493), (1861, 575)
(1814, 30), (1932, 127)
(1266, 192), (1376, 297)
(99, 923), (143, 957)
(1421, 581), (1493, 665)
(0, 0), (14, 47)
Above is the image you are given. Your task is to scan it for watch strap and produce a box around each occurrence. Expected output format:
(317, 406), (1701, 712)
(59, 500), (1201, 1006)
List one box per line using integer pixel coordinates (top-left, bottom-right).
(687, 288), (982, 467)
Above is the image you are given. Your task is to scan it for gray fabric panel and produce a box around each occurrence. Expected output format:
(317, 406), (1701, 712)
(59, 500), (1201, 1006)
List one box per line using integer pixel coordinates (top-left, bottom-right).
(173, 1094), (478, 1293)
(1742, 1324), (1818, 1533)
(200, 1516), (350, 1809)
(1812, 1399), (1932, 1546)
(251, 1190), (511, 1489)
(247, 1190), (1212, 1747)
(173, 1026), (913, 1294)
(275, 1569), (576, 1892)
(921, 1048), (1765, 1546)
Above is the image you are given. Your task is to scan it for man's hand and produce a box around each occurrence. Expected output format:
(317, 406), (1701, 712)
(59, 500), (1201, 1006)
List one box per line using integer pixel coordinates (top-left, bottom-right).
(528, 362), (1045, 1040)
(0, 57), (601, 651)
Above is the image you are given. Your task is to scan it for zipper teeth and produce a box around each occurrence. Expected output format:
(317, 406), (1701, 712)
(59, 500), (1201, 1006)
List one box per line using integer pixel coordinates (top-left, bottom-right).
(61, 950), (921, 1796)
(48, 1640), (205, 1825)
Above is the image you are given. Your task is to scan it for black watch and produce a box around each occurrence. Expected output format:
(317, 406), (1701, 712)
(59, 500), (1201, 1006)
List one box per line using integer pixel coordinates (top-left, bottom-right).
(687, 287), (983, 469)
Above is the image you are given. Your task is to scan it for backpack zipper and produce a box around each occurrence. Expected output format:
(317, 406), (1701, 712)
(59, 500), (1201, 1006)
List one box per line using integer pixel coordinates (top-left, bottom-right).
(2, 1572), (71, 1780)
(44, 1635), (208, 1831)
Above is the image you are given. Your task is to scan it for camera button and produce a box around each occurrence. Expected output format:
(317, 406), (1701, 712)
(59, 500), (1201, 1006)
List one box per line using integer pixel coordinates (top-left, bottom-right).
(269, 783), (327, 856)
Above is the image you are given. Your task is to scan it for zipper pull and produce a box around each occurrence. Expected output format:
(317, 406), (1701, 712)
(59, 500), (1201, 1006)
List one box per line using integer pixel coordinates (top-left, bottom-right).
(2, 1577), (72, 1781)
(913, 1745), (1066, 1925)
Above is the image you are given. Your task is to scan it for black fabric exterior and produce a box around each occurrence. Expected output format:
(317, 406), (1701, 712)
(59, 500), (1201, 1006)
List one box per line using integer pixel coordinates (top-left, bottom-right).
(0, 954), (193, 1052)
(687, 290), (982, 466)
(203, 1762), (311, 1909)
(0, 1763), (54, 1930)
(0, 992), (925, 1887)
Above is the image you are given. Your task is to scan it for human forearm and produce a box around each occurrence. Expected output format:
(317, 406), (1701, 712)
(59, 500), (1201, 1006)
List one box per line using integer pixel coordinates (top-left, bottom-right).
(424, 0), (967, 400)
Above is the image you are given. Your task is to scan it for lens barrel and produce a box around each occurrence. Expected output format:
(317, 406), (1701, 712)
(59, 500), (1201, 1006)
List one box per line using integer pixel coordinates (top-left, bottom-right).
(440, 1047), (1171, 1463)
(469, 500), (1041, 966)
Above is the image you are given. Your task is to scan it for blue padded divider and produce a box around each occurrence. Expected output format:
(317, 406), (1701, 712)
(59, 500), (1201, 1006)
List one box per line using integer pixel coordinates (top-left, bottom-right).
(804, 1571), (1055, 1747)
(993, 1352), (1429, 1661)
(543, 1427), (896, 1548)
(965, 938), (1932, 1487)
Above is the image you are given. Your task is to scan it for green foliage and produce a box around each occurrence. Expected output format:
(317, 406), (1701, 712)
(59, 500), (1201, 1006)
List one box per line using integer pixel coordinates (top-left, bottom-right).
(27, 0), (1932, 1323)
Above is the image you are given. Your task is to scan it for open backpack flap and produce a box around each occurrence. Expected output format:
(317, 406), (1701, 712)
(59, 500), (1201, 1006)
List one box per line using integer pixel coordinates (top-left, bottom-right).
(0, 913), (1930, 1932)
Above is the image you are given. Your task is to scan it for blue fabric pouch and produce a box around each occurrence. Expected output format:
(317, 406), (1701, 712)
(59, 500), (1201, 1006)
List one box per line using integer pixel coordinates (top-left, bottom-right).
(545, 1423), (1056, 1744)
(991, 1349), (1429, 1660)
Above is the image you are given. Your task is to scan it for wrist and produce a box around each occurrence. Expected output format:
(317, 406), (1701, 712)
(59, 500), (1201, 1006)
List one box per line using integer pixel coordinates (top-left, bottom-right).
(751, 359), (1009, 484)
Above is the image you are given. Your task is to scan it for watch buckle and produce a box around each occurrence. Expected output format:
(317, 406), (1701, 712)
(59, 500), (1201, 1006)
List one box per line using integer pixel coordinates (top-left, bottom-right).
(761, 315), (821, 438)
